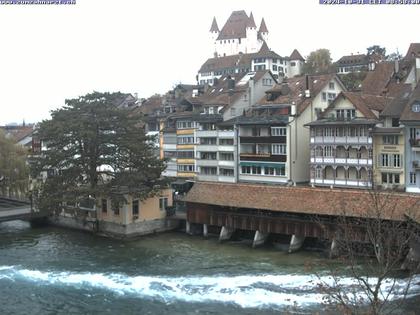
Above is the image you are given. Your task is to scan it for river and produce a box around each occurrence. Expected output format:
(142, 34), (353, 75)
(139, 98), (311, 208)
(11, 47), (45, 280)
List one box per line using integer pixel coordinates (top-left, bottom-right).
(0, 220), (419, 315)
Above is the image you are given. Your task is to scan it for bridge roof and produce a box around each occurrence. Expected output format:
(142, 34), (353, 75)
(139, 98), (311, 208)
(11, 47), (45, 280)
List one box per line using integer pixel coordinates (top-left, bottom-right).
(183, 182), (420, 221)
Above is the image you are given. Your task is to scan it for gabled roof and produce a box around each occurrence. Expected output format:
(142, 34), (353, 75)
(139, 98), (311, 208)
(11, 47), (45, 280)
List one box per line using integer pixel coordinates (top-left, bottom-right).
(336, 54), (368, 66)
(400, 84), (420, 122)
(289, 49), (304, 61)
(256, 73), (346, 115)
(184, 182), (419, 221)
(209, 17), (219, 32)
(361, 62), (395, 95)
(217, 10), (251, 40)
(258, 18), (268, 33)
(253, 41), (281, 59)
(404, 43), (420, 60)
(322, 92), (392, 120)
(199, 53), (254, 73)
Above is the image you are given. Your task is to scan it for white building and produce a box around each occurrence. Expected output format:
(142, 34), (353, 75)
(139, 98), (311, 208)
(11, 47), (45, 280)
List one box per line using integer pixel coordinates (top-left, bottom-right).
(210, 10), (268, 58)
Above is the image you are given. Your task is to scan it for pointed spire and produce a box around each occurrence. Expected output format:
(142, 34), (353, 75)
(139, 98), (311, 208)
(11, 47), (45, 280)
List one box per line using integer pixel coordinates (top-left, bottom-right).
(209, 17), (219, 33)
(258, 41), (270, 53)
(247, 12), (256, 28)
(259, 18), (268, 33)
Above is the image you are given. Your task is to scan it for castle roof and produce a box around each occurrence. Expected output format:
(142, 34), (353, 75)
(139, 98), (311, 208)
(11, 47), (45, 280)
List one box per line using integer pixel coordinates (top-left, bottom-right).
(289, 49), (305, 61)
(217, 10), (259, 40)
(209, 17), (219, 33)
(258, 18), (268, 33)
(247, 12), (256, 28)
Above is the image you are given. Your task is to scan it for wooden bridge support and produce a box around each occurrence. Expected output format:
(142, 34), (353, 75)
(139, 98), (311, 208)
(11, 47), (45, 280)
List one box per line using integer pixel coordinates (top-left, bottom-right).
(252, 230), (268, 248)
(219, 226), (235, 242)
(289, 234), (305, 253)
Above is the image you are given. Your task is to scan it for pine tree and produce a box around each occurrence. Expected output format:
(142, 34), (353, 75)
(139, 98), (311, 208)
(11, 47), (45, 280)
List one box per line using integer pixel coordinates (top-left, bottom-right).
(31, 92), (167, 212)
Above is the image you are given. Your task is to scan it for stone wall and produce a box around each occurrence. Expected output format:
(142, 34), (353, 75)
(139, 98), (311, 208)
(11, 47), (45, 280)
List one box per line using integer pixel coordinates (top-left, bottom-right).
(49, 214), (182, 239)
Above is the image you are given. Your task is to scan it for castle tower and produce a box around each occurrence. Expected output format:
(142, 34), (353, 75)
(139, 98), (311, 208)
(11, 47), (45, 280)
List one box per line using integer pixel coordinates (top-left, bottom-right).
(245, 12), (258, 54)
(258, 18), (269, 43)
(209, 17), (219, 57)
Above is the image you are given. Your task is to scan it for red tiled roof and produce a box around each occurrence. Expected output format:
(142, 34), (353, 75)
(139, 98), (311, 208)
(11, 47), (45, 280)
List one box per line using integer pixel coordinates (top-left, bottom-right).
(336, 54), (368, 66)
(404, 43), (420, 60)
(257, 73), (343, 114)
(184, 182), (420, 221)
(340, 92), (392, 119)
(289, 49), (304, 61)
(361, 62), (395, 96)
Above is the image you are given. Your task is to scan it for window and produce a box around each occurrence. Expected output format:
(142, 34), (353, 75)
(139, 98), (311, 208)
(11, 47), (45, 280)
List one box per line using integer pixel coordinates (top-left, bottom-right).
(230, 108), (236, 117)
(159, 198), (168, 211)
(272, 144), (287, 155)
(290, 61), (296, 67)
(324, 146), (333, 157)
(381, 173), (400, 184)
(410, 172), (417, 184)
(272, 65), (278, 71)
(262, 78), (272, 86)
(200, 166), (217, 175)
(177, 164), (194, 172)
(220, 168), (234, 177)
(392, 118), (400, 127)
(383, 135), (398, 145)
(200, 137), (217, 145)
(219, 138), (234, 145)
(322, 92), (327, 102)
(271, 127), (286, 136)
(177, 151), (194, 159)
(220, 152), (234, 160)
(101, 199), (107, 213)
(381, 154), (389, 167)
(241, 165), (261, 175)
(243, 93), (248, 101)
(177, 136), (194, 144)
(315, 168), (323, 178)
(176, 121), (194, 129)
(392, 154), (401, 168)
(132, 200), (139, 216)
(200, 152), (217, 160)
(410, 128), (417, 140)
(252, 127), (262, 136)
(112, 203), (120, 215)
(329, 82), (335, 90)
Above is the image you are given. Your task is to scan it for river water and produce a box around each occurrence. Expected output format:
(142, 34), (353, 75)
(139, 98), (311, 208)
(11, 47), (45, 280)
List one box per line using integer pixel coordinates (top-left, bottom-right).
(0, 220), (419, 315)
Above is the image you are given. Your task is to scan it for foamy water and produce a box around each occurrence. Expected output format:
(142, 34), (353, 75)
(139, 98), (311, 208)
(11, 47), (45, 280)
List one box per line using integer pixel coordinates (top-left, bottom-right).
(1, 265), (418, 309)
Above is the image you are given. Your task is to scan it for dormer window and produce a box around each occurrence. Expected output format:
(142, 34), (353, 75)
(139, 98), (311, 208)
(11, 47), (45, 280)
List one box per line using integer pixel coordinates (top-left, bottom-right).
(412, 102), (420, 113)
(329, 82), (335, 90)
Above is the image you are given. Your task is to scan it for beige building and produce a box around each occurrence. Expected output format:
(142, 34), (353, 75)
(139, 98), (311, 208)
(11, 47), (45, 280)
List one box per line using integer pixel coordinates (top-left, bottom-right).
(96, 189), (176, 237)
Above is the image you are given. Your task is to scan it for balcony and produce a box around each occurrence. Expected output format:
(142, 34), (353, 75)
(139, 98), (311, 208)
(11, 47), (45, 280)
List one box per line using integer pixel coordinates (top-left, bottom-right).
(311, 157), (372, 166)
(196, 130), (218, 137)
(413, 160), (420, 170)
(311, 136), (372, 145)
(311, 178), (372, 188)
(410, 139), (420, 151)
(196, 159), (218, 167)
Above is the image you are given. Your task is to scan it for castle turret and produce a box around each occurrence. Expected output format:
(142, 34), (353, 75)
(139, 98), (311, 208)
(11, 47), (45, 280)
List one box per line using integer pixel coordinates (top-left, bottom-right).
(209, 17), (220, 57)
(258, 18), (269, 43)
(245, 12), (258, 54)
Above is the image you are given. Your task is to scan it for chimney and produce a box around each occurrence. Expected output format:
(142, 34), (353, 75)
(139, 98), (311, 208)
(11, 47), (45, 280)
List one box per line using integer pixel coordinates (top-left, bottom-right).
(305, 75), (311, 98)
(394, 59), (399, 74)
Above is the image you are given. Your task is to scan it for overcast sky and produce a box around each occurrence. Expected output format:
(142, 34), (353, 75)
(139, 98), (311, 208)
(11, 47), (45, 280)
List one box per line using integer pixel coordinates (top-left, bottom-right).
(0, 0), (419, 125)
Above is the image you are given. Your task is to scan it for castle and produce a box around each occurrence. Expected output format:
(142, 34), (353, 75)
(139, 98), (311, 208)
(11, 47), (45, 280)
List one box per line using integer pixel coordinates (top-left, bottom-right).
(210, 10), (268, 57)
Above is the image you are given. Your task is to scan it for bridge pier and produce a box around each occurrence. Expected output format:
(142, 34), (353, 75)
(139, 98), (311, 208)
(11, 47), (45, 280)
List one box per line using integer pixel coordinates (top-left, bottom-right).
(186, 221), (191, 234)
(252, 230), (268, 248)
(219, 226), (234, 242)
(288, 234), (305, 253)
(203, 223), (208, 237)
(329, 238), (339, 259)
